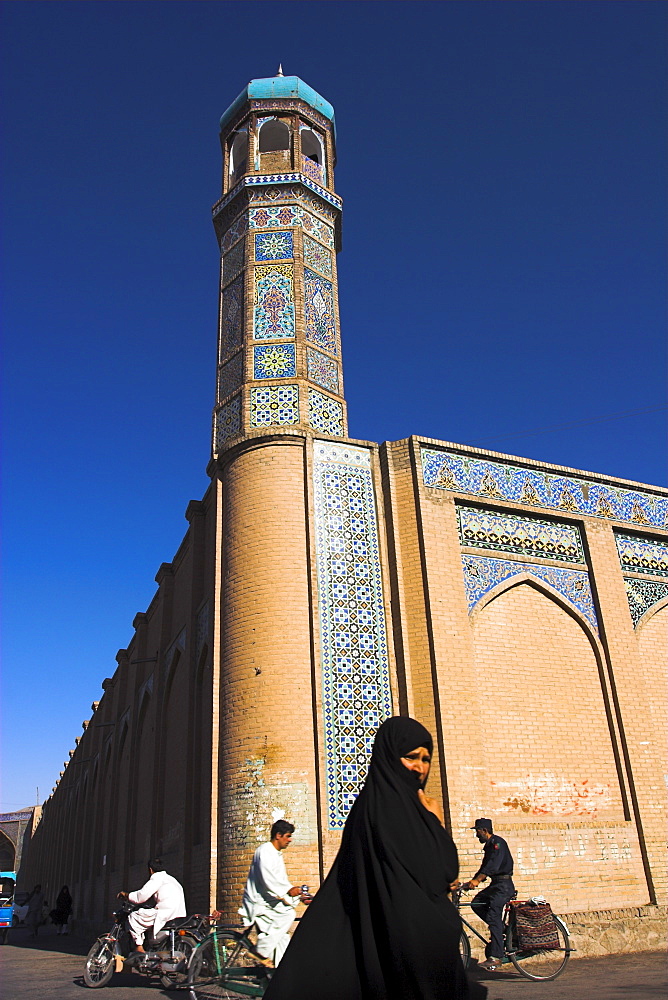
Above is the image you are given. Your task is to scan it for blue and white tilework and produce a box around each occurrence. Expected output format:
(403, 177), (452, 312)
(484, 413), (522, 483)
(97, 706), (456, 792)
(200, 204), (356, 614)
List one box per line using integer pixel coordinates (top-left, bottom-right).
(215, 395), (241, 450)
(220, 275), (244, 358)
(304, 268), (337, 354)
(457, 507), (585, 564)
(623, 578), (668, 626)
(615, 533), (668, 577)
(462, 554), (598, 631)
(253, 343), (297, 380)
(218, 352), (243, 401)
(255, 231), (294, 261)
(248, 204), (335, 247)
(222, 240), (245, 285)
(218, 214), (248, 254)
(308, 389), (344, 437)
(253, 265), (295, 340)
(307, 348), (339, 393)
(249, 385), (299, 427)
(303, 234), (333, 277)
(422, 448), (668, 529)
(312, 442), (392, 828)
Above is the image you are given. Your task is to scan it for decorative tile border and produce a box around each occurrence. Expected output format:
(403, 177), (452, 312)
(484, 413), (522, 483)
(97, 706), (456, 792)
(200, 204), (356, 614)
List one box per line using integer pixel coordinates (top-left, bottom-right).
(254, 230), (293, 261)
(615, 533), (668, 577)
(248, 204), (334, 247)
(304, 268), (337, 354)
(457, 507), (585, 564)
(253, 264), (295, 340)
(220, 275), (244, 358)
(218, 352), (243, 401)
(461, 554), (598, 631)
(312, 442), (392, 828)
(307, 347), (339, 393)
(308, 389), (344, 437)
(303, 234), (333, 277)
(422, 448), (667, 529)
(215, 395), (242, 449)
(212, 173), (342, 217)
(253, 343), (296, 380)
(623, 577), (668, 626)
(249, 385), (299, 427)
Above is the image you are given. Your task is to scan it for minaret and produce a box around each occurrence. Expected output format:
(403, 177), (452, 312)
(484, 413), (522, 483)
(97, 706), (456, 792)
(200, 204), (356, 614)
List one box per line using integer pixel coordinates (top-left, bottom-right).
(212, 73), (347, 453)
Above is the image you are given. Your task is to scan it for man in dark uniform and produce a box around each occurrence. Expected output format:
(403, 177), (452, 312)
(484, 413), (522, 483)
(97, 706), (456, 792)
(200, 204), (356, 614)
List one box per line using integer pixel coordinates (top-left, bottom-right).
(461, 818), (515, 970)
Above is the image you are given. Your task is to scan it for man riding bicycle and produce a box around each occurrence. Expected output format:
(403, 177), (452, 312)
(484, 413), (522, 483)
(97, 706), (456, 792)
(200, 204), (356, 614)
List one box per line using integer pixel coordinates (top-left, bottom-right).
(461, 817), (515, 971)
(118, 858), (186, 953)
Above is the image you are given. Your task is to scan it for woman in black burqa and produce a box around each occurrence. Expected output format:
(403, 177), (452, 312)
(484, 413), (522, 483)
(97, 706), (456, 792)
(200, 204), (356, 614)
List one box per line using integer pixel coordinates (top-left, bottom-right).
(264, 716), (485, 1000)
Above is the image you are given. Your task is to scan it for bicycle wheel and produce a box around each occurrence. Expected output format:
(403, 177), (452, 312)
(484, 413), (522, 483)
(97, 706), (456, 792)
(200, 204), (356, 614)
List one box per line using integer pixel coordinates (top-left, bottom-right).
(188, 931), (267, 999)
(505, 914), (571, 981)
(458, 930), (471, 970)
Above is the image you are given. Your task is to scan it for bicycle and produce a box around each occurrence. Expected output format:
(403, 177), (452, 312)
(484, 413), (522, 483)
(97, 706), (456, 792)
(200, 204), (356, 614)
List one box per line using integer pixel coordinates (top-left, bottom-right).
(187, 921), (272, 999)
(453, 885), (572, 981)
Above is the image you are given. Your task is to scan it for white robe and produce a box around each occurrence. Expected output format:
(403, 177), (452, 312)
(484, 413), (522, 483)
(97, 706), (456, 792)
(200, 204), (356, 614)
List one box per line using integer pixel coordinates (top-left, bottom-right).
(127, 870), (186, 946)
(239, 842), (298, 964)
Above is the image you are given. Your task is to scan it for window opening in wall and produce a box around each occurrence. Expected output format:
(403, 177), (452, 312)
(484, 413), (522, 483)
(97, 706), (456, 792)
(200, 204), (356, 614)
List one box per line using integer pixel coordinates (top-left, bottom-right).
(229, 130), (248, 184)
(259, 118), (290, 152)
(301, 127), (325, 184)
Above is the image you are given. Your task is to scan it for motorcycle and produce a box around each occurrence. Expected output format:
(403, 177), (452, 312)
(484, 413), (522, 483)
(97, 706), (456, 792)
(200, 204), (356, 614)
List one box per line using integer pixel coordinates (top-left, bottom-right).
(83, 899), (209, 989)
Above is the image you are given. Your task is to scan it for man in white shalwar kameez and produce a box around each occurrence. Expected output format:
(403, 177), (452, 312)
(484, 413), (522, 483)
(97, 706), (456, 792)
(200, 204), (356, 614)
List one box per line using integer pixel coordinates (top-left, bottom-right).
(118, 859), (186, 952)
(239, 820), (308, 966)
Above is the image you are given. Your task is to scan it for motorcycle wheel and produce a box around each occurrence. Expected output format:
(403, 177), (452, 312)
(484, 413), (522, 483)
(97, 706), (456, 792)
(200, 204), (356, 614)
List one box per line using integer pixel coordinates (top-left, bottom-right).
(83, 937), (116, 988)
(159, 934), (199, 990)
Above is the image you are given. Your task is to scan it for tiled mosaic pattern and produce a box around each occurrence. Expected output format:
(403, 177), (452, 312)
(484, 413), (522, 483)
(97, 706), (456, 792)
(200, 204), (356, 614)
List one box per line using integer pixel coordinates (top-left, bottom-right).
(248, 204), (335, 247)
(615, 533), (668, 577)
(222, 240), (245, 285)
(253, 265), (295, 340)
(246, 183), (340, 220)
(255, 231), (294, 261)
(307, 348), (339, 393)
(218, 214), (248, 254)
(303, 234), (333, 277)
(309, 389), (344, 437)
(301, 154), (324, 184)
(304, 268), (337, 354)
(218, 352), (243, 401)
(249, 384), (299, 427)
(312, 442), (392, 828)
(215, 395), (242, 449)
(623, 578), (668, 626)
(253, 343), (296, 380)
(220, 275), (244, 358)
(457, 507), (585, 564)
(462, 554), (598, 631)
(422, 448), (667, 529)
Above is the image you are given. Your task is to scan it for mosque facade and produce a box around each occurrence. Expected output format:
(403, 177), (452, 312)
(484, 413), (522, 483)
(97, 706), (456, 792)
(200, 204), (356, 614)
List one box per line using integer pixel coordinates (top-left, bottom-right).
(21, 75), (667, 949)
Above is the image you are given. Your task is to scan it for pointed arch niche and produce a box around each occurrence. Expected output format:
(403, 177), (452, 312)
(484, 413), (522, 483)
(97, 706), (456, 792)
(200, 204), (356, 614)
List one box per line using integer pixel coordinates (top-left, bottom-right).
(469, 576), (626, 823)
(635, 601), (667, 776)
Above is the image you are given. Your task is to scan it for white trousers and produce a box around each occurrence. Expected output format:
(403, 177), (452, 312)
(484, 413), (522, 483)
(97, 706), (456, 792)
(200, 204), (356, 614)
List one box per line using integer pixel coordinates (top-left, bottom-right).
(253, 906), (296, 965)
(127, 907), (158, 947)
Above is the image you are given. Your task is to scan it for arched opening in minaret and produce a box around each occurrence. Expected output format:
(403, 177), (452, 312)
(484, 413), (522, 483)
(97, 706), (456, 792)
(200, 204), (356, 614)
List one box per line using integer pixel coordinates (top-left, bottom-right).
(229, 130), (248, 185)
(258, 118), (290, 152)
(300, 127), (325, 184)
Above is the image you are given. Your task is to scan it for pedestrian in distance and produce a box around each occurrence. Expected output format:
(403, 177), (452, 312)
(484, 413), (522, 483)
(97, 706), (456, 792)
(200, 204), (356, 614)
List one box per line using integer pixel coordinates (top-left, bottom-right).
(264, 716), (486, 1000)
(25, 884), (45, 939)
(50, 885), (73, 935)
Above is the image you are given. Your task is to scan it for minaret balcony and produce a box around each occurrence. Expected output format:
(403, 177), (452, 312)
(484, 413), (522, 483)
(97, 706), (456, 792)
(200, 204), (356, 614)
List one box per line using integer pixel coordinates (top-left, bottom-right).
(301, 153), (324, 184)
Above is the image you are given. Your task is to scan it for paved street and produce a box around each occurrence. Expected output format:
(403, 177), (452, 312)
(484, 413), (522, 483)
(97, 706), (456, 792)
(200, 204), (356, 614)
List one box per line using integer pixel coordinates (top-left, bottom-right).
(0, 923), (665, 998)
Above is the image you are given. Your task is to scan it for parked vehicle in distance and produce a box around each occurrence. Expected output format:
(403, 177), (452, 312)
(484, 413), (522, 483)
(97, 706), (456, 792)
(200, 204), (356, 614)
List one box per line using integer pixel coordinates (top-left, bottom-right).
(0, 872), (16, 942)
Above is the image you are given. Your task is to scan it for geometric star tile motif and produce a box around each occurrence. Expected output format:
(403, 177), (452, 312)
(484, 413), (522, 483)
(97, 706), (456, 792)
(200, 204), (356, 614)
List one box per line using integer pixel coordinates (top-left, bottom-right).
(220, 274), (244, 358)
(249, 384), (299, 427)
(253, 343), (297, 380)
(248, 205), (335, 248)
(218, 352), (244, 401)
(307, 348), (339, 393)
(255, 230), (294, 261)
(461, 554), (598, 631)
(457, 507), (585, 564)
(623, 577), (668, 626)
(422, 448), (668, 529)
(253, 265), (295, 340)
(303, 234), (332, 277)
(615, 532), (668, 577)
(215, 395), (242, 450)
(312, 442), (392, 829)
(304, 268), (337, 354)
(308, 389), (344, 437)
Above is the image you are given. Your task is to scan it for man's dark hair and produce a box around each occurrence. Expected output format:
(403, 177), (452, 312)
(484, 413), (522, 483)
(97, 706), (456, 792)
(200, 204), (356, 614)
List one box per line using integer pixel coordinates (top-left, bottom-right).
(148, 858), (166, 871)
(270, 820), (295, 839)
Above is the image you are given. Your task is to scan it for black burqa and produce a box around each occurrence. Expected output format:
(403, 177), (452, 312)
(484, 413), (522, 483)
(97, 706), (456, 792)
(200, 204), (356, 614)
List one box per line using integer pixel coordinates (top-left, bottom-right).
(264, 717), (484, 1000)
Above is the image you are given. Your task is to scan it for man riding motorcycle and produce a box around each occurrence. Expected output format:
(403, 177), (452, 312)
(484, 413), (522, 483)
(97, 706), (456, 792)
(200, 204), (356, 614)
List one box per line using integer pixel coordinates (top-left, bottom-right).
(117, 858), (186, 952)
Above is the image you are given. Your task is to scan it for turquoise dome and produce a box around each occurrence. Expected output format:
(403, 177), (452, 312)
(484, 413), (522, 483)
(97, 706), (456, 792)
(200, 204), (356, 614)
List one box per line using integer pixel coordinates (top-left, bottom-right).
(219, 75), (335, 135)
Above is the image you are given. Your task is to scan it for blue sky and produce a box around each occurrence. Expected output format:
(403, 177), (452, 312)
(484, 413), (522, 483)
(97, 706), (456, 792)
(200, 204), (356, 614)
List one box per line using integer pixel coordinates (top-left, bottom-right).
(1, 0), (666, 811)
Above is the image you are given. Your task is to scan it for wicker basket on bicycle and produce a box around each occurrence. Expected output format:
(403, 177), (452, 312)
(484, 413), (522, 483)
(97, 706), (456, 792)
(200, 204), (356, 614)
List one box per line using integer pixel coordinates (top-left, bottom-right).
(509, 899), (561, 951)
